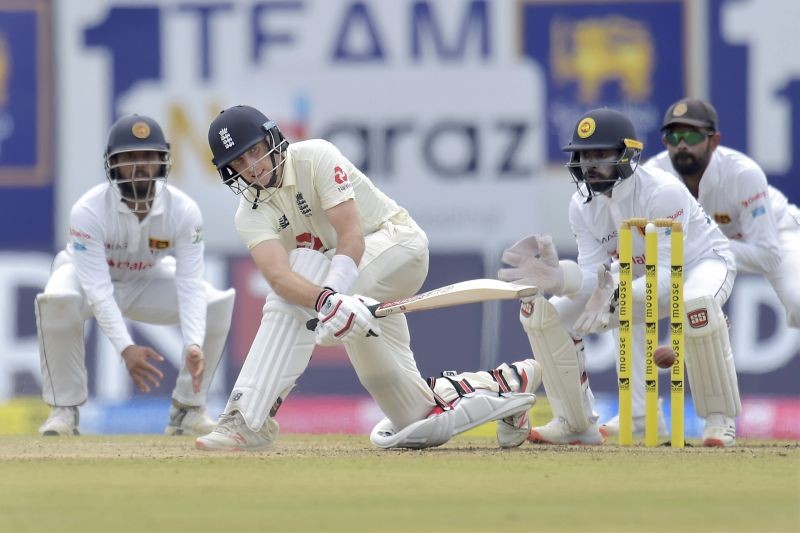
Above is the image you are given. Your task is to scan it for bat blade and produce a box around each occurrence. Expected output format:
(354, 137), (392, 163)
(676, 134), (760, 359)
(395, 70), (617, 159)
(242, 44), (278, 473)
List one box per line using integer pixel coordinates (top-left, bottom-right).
(372, 278), (539, 317)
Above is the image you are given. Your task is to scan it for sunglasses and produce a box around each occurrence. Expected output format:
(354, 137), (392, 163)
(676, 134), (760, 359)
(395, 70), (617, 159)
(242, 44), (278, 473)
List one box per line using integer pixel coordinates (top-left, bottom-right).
(663, 130), (710, 147)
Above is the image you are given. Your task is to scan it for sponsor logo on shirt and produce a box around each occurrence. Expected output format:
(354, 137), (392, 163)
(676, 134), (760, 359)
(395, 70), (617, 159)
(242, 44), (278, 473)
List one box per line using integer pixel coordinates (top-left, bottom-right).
(278, 214), (290, 230)
(295, 232), (324, 251)
(741, 190), (767, 208)
(714, 213), (732, 224)
(334, 165), (351, 193)
(107, 259), (154, 271)
(600, 231), (617, 244)
(667, 208), (684, 220)
(295, 193), (312, 216)
(69, 227), (92, 240)
(105, 242), (128, 251)
(334, 166), (347, 184)
(751, 205), (766, 218)
(191, 226), (203, 244)
(149, 238), (171, 250)
(72, 242), (87, 252)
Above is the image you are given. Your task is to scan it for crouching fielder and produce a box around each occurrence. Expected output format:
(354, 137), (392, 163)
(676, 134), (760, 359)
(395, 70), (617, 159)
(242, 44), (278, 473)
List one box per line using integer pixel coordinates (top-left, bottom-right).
(500, 108), (741, 447)
(197, 105), (540, 451)
(37, 114), (235, 437)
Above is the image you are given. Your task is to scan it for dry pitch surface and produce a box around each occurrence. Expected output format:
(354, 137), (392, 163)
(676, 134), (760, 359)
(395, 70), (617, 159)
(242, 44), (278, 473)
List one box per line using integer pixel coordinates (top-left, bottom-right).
(0, 434), (798, 533)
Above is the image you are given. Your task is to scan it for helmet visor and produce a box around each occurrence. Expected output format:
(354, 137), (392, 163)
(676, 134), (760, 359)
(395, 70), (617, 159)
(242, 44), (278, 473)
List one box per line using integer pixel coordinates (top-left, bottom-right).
(221, 138), (287, 204)
(106, 150), (170, 213)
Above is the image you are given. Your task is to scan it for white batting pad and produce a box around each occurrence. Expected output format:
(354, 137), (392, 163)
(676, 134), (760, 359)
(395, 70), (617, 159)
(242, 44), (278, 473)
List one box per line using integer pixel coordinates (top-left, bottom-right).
(224, 249), (329, 431)
(370, 391), (536, 449)
(36, 292), (88, 406)
(370, 410), (454, 449)
(684, 295), (742, 418)
(520, 295), (592, 432)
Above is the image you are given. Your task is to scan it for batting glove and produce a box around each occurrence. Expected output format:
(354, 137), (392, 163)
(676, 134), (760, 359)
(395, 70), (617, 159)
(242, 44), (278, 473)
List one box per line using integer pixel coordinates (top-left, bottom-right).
(315, 289), (380, 346)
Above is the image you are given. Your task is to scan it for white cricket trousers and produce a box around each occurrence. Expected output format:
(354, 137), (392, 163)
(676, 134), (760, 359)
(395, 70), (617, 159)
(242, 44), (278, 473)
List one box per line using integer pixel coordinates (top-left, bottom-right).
(345, 219), (436, 429)
(36, 251), (235, 407)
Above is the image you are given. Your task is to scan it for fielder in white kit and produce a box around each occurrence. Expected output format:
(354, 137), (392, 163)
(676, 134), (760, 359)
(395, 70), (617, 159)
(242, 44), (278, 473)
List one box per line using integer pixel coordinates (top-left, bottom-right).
(647, 98), (800, 328)
(196, 104), (541, 451)
(499, 108), (742, 447)
(36, 114), (235, 436)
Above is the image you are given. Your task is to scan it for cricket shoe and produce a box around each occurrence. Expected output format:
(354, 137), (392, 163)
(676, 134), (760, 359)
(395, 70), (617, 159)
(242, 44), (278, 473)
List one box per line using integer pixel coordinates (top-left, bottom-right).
(528, 417), (605, 445)
(39, 406), (80, 436)
(496, 359), (543, 449)
(599, 398), (668, 438)
(165, 404), (217, 436)
(702, 413), (736, 448)
(195, 411), (278, 452)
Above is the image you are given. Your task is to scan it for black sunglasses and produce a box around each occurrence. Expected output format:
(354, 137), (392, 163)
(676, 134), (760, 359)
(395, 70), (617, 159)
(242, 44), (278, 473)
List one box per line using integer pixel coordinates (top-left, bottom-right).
(663, 130), (710, 147)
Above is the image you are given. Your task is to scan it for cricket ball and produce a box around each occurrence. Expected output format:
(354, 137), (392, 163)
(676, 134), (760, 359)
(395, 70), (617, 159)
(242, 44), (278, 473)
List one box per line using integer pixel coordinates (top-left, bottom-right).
(653, 345), (677, 369)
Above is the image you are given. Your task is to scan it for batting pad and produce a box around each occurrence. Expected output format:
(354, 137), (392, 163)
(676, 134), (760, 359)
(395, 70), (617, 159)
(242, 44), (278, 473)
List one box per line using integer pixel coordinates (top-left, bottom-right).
(520, 295), (591, 432)
(36, 292), (88, 406)
(684, 295), (741, 418)
(225, 249), (329, 431)
(370, 391), (536, 449)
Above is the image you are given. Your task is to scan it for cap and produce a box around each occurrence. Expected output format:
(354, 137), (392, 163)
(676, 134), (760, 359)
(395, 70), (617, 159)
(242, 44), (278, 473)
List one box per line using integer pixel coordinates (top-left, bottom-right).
(661, 99), (718, 132)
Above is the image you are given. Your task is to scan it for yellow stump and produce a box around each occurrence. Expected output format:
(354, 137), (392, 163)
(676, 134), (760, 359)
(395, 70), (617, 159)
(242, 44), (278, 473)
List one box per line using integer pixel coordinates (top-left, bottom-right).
(670, 222), (685, 448)
(618, 222), (633, 446)
(644, 223), (659, 447)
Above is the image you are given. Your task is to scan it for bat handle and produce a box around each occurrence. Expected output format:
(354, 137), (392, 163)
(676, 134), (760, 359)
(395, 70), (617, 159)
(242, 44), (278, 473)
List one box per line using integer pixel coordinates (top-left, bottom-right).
(305, 302), (381, 334)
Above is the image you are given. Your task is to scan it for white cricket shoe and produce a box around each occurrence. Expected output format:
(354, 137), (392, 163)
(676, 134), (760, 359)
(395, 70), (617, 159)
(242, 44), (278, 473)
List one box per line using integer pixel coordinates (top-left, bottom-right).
(195, 411), (279, 452)
(702, 413), (736, 448)
(599, 399), (668, 438)
(528, 417), (605, 445)
(165, 405), (217, 436)
(39, 406), (80, 436)
(496, 359), (543, 449)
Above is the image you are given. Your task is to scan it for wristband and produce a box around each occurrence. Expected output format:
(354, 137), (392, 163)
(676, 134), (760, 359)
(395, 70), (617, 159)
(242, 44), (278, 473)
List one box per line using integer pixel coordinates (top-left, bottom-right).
(322, 254), (359, 294)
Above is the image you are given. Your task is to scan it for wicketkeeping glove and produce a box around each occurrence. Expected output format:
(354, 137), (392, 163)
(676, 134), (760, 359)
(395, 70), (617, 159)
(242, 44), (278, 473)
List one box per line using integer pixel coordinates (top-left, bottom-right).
(573, 264), (619, 335)
(315, 289), (380, 346)
(498, 234), (581, 296)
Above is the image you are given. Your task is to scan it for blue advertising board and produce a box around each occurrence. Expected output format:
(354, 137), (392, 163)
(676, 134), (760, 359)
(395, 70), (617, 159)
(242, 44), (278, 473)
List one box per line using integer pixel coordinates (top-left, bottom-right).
(0, 0), (53, 249)
(709, 0), (800, 206)
(518, 0), (687, 162)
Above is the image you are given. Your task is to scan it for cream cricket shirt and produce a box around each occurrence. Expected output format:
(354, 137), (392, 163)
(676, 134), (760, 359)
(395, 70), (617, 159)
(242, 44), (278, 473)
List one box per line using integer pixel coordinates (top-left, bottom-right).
(647, 146), (798, 274)
(568, 165), (731, 304)
(235, 139), (411, 252)
(66, 183), (207, 354)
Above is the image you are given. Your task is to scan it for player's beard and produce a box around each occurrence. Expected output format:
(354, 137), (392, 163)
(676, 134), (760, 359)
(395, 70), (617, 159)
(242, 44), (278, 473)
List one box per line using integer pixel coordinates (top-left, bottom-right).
(671, 149), (710, 176)
(584, 168), (616, 194)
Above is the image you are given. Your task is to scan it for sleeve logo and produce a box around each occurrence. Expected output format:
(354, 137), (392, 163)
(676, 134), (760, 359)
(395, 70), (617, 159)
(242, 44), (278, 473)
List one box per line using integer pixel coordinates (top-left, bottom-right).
(333, 166), (348, 184)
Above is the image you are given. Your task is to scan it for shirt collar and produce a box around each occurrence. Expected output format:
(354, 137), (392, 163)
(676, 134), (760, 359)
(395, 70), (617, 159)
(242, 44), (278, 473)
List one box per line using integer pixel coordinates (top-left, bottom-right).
(280, 148), (295, 189)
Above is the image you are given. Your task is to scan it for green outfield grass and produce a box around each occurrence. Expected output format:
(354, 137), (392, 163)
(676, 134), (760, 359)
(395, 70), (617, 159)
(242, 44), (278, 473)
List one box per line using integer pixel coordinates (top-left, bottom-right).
(0, 434), (797, 533)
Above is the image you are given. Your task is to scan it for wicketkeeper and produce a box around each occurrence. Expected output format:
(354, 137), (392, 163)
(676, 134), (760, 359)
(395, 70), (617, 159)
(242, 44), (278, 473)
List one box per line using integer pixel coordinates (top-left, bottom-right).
(500, 108), (742, 447)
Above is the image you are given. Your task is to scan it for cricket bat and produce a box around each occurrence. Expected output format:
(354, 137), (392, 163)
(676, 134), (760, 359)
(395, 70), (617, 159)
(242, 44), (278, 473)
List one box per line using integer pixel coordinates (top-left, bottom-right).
(307, 279), (538, 331)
